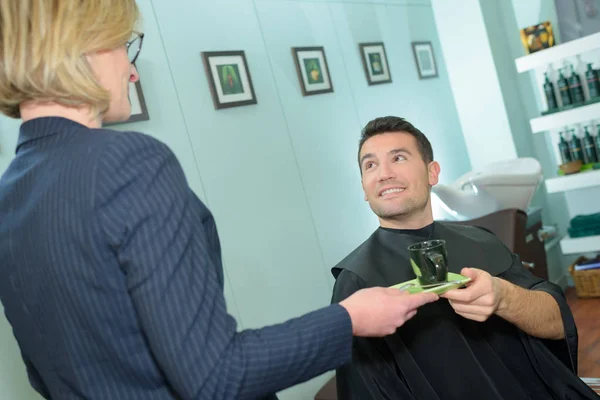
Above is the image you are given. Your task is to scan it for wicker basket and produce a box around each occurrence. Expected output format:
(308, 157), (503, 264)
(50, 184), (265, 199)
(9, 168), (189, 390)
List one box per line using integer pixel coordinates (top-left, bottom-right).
(569, 256), (600, 298)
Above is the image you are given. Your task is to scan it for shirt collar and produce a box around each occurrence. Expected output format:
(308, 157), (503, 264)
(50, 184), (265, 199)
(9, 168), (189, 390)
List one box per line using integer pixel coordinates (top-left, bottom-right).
(16, 117), (90, 153)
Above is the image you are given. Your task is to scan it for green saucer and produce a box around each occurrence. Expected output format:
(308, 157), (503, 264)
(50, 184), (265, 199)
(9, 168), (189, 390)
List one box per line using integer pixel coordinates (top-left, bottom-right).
(390, 272), (471, 295)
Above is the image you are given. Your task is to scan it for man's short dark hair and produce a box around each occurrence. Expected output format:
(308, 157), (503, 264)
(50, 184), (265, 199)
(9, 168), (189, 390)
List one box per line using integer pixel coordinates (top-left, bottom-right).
(358, 116), (434, 169)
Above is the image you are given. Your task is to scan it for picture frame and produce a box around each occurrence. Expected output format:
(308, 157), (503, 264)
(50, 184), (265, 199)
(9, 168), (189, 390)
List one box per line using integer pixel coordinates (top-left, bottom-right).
(104, 74), (150, 127)
(359, 42), (392, 85)
(201, 50), (257, 109)
(411, 41), (438, 80)
(291, 46), (333, 96)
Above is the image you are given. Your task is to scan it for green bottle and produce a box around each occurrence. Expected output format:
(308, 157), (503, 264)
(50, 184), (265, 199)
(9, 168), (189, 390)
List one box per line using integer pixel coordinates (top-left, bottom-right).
(543, 72), (558, 110)
(568, 65), (585, 104)
(586, 63), (600, 99)
(558, 132), (572, 164)
(583, 126), (598, 163)
(558, 69), (572, 106)
(569, 130), (584, 162)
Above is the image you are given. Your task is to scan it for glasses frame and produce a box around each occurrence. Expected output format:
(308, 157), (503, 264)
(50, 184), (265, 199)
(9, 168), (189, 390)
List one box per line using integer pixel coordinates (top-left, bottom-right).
(126, 32), (144, 65)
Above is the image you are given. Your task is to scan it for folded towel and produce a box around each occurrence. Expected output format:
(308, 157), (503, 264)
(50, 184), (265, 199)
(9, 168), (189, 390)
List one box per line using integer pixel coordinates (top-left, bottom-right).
(568, 225), (600, 238)
(570, 212), (600, 229)
(568, 212), (600, 238)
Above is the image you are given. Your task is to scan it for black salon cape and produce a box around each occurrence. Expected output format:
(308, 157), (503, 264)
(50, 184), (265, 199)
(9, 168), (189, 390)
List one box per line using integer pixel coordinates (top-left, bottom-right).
(331, 222), (599, 399)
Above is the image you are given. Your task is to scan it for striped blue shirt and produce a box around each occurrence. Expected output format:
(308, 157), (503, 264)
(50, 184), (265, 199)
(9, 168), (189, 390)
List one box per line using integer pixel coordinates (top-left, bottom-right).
(0, 117), (352, 399)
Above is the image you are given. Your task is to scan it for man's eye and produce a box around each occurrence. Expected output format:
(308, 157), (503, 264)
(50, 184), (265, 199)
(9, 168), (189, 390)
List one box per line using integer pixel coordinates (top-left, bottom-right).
(394, 155), (406, 162)
(365, 162), (375, 170)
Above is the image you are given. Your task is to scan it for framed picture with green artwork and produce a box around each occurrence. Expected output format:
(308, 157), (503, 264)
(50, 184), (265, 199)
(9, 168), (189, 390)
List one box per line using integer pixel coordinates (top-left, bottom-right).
(201, 50), (257, 109)
(292, 46), (333, 96)
(359, 42), (391, 85)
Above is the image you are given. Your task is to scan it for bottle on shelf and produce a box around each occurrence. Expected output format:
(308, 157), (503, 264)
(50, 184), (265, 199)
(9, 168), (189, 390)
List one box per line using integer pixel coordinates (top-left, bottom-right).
(543, 72), (558, 110)
(583, 126), (598, 163)
(558, 131), (572, 164)
(558, 68), (573, 107)
(568, 65), (585, 104)
(569, 129), (584, 162)
(586, 63), (600, 100)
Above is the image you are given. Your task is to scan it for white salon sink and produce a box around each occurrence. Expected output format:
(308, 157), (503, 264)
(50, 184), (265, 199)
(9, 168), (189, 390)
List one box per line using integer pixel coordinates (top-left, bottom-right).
(432, 158), (543, 221)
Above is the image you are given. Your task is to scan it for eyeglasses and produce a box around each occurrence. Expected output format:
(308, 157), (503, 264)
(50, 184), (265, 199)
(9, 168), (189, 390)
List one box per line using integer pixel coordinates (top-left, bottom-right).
(126, 32), (144, 65)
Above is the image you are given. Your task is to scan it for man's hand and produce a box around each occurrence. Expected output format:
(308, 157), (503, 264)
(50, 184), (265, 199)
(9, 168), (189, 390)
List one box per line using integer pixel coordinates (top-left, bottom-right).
(441, 267), (506, 322)
(339, 287), (438, 337)
(442, 267), (565, 339)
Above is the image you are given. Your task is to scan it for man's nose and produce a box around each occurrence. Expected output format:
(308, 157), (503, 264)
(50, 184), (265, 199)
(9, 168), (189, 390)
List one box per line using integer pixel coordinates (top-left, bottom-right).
(377, 162), (395, 181)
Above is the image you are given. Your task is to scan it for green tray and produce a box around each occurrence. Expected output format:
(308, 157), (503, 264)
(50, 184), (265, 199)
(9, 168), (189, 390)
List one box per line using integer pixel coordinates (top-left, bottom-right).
(390, 272), (471, 295)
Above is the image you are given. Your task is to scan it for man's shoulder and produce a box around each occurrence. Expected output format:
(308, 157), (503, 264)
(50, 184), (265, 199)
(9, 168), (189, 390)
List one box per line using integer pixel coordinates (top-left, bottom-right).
(437, 221), (506, 247)
(331, 269), (366, 303)
(332, 231), (378, 279)
(438, 221), (497, 237)
(437, 221), (514, 276)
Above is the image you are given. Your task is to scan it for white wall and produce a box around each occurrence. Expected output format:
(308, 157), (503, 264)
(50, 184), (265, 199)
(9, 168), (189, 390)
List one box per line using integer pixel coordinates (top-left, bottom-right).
(512, 0), (562, 41)
(429, 0), (518, 171)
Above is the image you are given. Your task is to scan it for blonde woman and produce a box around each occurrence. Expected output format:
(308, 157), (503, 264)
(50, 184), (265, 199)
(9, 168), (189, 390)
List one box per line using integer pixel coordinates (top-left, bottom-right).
(0, 1), (438, 399)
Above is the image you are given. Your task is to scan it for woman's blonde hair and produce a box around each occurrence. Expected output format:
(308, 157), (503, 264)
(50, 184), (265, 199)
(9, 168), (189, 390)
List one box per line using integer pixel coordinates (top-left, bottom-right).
(0, 0), (139, 118)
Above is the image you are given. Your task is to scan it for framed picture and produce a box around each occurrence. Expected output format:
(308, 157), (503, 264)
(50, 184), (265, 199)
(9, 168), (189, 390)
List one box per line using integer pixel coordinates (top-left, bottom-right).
(359, 42), (392, 85)
(411, 41), (438, 79)
(201, 50), (257, 109)
(292, 46), (333, 96)
(104, 75), (149, 126)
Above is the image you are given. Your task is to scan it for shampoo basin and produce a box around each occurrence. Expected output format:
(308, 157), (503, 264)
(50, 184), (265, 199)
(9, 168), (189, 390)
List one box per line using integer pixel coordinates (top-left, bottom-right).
(431, 158), (543, 221)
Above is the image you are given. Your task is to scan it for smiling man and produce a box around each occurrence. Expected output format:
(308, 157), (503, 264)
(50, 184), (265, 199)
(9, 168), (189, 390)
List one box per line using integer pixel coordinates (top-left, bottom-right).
(330, 116), (599, 399)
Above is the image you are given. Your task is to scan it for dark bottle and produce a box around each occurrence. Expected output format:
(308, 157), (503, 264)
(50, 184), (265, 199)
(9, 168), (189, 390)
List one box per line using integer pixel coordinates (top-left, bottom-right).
(583, 126), (598, 163)
(568, 65), (585, 104)
(543, 72), (558, 110)
(558, 131), (572, 164)
(587, 63), (600, 99)
(569, 130), (584, 162)
(558, 69), (572, 107)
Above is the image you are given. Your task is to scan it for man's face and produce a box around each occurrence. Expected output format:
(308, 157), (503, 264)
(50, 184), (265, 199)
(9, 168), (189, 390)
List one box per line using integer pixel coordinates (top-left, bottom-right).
(359, 132), (440, 223)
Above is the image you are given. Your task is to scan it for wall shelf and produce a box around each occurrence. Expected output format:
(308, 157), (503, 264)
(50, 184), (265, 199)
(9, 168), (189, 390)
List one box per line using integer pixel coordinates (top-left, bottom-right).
(545, 169), (600, 193)
(515, 32), (600, 73)
(513, 32), (600, 258)
(529, 102), (600, 133)
(560, 234), (600, 255)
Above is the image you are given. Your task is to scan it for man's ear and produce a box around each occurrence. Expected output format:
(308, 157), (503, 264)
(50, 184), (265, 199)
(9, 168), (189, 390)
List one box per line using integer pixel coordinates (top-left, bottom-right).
(428, 161), (441, 186)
